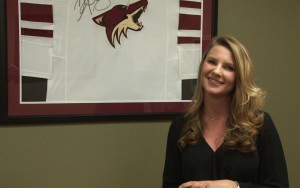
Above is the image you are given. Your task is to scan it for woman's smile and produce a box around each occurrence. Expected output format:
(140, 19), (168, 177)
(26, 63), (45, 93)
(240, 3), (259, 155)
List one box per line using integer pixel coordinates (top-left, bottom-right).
(207, 77), (224, 86)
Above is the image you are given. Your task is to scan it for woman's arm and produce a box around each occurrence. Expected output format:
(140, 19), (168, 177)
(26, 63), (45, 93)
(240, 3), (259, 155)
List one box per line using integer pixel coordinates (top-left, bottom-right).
(180, 180), (238, 188)
(238, 112), (289, 188)
(162, 116), (185, 188)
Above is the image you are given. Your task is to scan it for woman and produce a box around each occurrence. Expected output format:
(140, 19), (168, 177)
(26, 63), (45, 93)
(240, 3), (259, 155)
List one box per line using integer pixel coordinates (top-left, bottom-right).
(162, 36), (289, 188)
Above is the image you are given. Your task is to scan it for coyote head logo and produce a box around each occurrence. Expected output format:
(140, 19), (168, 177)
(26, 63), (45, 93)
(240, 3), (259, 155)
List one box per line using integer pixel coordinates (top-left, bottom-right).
(93, 0), (148, 48)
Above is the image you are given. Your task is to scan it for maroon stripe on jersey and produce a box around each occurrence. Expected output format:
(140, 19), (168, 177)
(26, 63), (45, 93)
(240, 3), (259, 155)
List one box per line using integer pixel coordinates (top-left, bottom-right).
(21, 28), (53, 38)
(180, 1), (202, 9)
(178, 37), (201, 44)
(21, 3), (53, 23)
(179, 14), (201, 30)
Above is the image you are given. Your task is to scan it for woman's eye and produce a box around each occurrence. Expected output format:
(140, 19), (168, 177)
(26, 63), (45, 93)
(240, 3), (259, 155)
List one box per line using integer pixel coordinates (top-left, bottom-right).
(207, 59), (216, 65)
(225, 65), (235, 71)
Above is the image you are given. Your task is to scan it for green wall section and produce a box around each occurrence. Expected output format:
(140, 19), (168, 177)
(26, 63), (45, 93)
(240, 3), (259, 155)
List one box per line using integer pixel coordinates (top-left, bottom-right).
(0, 121), (171, 188)
(1, 1), (299, 187)
(218, 1), (300, 187)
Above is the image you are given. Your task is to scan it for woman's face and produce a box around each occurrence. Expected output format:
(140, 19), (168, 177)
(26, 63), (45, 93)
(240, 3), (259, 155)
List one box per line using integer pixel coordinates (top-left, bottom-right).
(200, 45), (236, 98)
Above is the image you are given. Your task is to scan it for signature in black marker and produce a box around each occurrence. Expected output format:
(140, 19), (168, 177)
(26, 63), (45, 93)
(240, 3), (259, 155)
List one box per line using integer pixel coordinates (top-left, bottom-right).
(74, 0), (111, 21)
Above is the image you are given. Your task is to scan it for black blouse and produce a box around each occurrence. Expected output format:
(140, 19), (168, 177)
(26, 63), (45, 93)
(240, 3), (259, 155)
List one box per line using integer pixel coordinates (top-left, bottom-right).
(162, 112), (289, 188)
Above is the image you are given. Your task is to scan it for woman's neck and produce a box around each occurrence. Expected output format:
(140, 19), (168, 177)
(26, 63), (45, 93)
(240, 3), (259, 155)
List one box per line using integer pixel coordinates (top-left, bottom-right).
(203, 94), (231, 122)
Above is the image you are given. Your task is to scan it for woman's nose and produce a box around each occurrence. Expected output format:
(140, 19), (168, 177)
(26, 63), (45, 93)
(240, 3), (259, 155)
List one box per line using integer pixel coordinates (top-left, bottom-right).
(212, 64), (222, 75)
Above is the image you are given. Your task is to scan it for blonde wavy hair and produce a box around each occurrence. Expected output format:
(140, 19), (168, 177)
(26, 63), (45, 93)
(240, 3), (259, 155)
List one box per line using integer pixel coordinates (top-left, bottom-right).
(178, 36), (265, 153)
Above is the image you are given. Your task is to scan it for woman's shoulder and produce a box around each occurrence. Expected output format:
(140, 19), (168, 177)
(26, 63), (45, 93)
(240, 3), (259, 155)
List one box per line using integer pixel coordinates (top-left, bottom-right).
(259, 111), (280, 139)
(172, 113), (187, 123)
(172, 113), (188, 125)
(261, 111), (276, 130)
(169, 113), (188, 133)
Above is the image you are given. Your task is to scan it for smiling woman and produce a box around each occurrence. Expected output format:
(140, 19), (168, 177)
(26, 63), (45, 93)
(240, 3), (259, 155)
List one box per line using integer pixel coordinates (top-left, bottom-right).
(162, 36), (289, 188)
(200, 44), (236, 98)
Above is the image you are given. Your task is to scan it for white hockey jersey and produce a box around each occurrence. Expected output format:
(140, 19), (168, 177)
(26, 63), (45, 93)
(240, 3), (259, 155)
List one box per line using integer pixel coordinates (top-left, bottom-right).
(19, 0), (208, 103)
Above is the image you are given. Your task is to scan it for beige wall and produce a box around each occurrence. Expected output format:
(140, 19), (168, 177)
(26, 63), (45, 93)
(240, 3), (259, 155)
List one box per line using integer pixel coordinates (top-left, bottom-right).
(1, 0), (299, 187)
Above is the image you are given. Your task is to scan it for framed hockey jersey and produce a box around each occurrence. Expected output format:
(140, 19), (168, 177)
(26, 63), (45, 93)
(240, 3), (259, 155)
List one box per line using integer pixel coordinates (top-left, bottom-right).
(0, 0), (217, 123)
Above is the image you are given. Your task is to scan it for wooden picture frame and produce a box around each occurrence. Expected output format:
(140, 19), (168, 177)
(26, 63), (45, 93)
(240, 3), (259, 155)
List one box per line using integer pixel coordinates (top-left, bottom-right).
(0, 0), (218, 124)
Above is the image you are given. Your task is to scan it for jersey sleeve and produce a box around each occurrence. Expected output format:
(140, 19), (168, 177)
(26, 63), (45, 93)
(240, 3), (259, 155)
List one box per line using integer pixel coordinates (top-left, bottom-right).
(20, 1), (54, 79)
